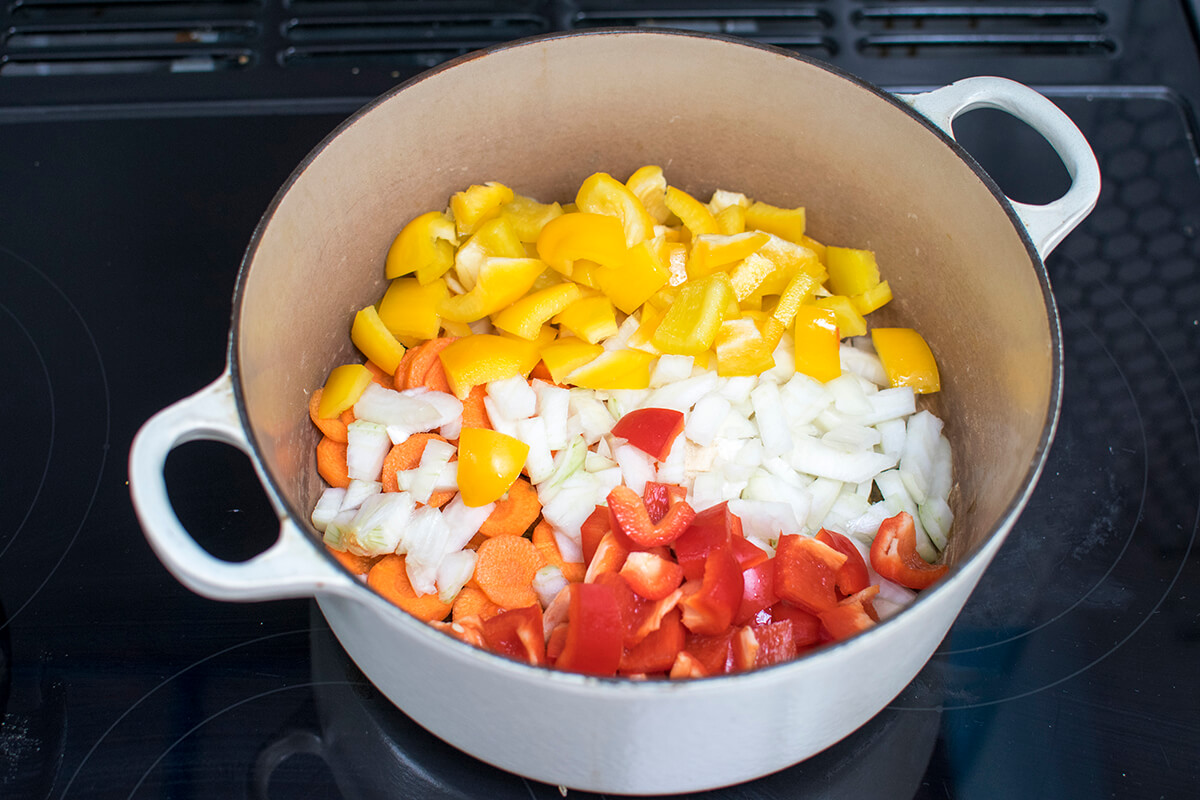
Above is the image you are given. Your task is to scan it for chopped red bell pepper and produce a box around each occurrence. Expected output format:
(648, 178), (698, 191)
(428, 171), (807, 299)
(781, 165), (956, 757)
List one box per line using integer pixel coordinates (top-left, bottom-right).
(642, 481), (688, 522)
(591, 571), (646, 647)
(620, 550), (685, 601)
(679, 543), (743, 635)
(818, 585), (880, 641)
(607, 484), (696, 548)
(815, 528), (871, 596)
(732, 626), (759, 672)
(767, 601), (824, 648)
(735, 559), (779, 625)
(482, 604), (546, 667)
(619, 607), (685, 675)
(555, 582), (624, 676)
(580, 505), (610, 563)
(750, 620), (798, 667)
(584, 531), (630, 582)
(773, 533), (847, 614)
(731, 533), (770, 570)
(610, 407), (686, 461)
(682, 628), (735, 675)
(869, 511), (949, 590)
(674, 501), (739, 581)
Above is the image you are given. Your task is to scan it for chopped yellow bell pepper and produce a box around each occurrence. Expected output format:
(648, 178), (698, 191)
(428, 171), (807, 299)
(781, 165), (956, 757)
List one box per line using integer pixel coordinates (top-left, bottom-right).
(377, 277), (448, 341)
(454, 215), (527, 290)
(540, 337), (604, 384)
(564, 348), (655, 390)
(317, 363), (374, 419)
(491, 282), (583, 339)
(741, 237), (824, 300)
(507, 323), (559, 351)
(688, 231), (770, 279)
(871, 327), (940, 394)
(625, 165), (671, 224)
(744, 201), (806, 243)
(438, 334), (540, 399)
(351, 305), (407, 375)
(451, 181), (514, 237)
(713, 316), (783, 377)
(651, 272), (735, 355)
(457, 427), (530, 507)
(851, 279), (893, 314)
(501, 194), (564, 242)
(627, 304), (665, 352)
(799, 234), (827, 263)
(576, 172), (657, 247)
(385, 210), (457, 282)
(715, 204), (746, 235)
(553, 294), (618, 344)
(826, 246), (882, 297)
(793, 305), (841, 383)
(770, 265), (825, 328)
(665, 186), (720, 238)
(707, 189), (751, 215)
(813, 294), (868, 337)
(592, 238), (670, 314)
(438, 257), (546, 323)
(440, 319), (473, 338)
(656, 239), (689, 286)
(536, 212), (628, 275)
(567, 260), (603, 290)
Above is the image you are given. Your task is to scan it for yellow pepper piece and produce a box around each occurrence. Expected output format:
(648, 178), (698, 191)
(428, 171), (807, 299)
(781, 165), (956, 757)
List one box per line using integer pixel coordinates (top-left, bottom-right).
(688, 231), (770, 279)
(451, 181), (514, 237)
(625, 165), (671, 224)
(492, 282), (583, 340)
(351, 305), (407, 375)
(656, 239), (689, 286)
(576, 172), (657, 247)
(440, 319), (473, 338)
(715, 204), (746, 235)
(378, 277), (449, 341)
(651, 273), (735, 355)
(454, 215), (527, 290)
(593, 238), (670, 314)
(741, 236), (824, 300)
(501, 194), (564, 242)
(871, 328), (941, 394)
(793, 305), (841, 383)
(825, 246), (882, 297)
(627, 304), (666, 351)
(744, 201), (806, 243)
(553, 294), (618, 344)
(438, 334), (540, 399)
(540, 337), (604, 383)
(664, 186), (720, 237)
(813, 295), (868, 338)
(851, 279), (893, 314)
(707, 189), (751, 215)
(769, 259), (826, 328)
(536, 212), (628, 275)
(317, 363), (373, 419)
(503, 322), (559, 351)
(457, 427), (530, 507)
(438, 257), (546, 323)
(386, 210), (457, 282)
(713, 316), (783, 377)
(799, 234), (827, 263)
(564, 349), (655, 390)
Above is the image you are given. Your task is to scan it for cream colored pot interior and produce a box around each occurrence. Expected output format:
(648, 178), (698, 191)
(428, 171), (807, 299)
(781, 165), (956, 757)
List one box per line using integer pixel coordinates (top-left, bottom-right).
(232, 31), (1055, 570)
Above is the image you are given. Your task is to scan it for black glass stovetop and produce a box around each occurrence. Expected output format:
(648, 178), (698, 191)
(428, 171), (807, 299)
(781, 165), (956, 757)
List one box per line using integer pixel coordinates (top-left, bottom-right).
(2, 3), (1199, 799)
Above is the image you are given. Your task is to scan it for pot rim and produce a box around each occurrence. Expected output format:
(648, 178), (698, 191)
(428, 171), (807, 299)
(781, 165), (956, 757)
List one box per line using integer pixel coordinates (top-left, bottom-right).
(226, 27), (1065, 686)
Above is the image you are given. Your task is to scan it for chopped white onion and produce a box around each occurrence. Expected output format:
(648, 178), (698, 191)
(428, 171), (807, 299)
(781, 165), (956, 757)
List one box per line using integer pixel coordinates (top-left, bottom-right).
(311, 487), (347, 532)
(487, 375), (538, 421)
(346, 420), (392, 481)
(437, 549), (478, 603)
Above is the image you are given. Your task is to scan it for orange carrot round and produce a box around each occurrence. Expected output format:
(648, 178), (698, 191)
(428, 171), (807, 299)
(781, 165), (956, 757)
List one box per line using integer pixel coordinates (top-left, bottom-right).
(405, 336), (458, 389)
(380, 432), (456, 507)
(308, 389), (355, 443)
(460, 384), (491, 431)
(316, 435), (350, 489)
(531, 520), (585, 584)
(326, 545), (378, 575)
(367, 554), (453, 621)
(472, 535), (546, 610)
(452, 585), (504, 622)
(392, 347), (419, 390)
(479, 478), (542, 538)
(364, 360), (395, 388)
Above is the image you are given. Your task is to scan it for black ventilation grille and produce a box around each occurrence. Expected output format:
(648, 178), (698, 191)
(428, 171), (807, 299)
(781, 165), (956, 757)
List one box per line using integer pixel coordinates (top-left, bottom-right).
(0, 1), (1134, 108)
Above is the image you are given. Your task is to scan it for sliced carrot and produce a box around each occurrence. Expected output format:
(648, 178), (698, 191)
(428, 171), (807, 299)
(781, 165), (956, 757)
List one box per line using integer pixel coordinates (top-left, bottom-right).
(380, 432), (456, 507)
(420, 359), (452, 394)
(393, 346), (420, 390)
(530, 361), (555, 383)
(309, 389), (355, 443)
(460, 384), (491, 430)
(479, 478), (542, 538)
(367, 554), (453, 622)
(452, 585), (503, 622)
(472, 534), (547, 610)
(405, 336), (458, 389)
(326, 545), (378, 576)
(316, 435), (350, 489)
(364, 360), (395, 388)
(532, 520), (586, 583)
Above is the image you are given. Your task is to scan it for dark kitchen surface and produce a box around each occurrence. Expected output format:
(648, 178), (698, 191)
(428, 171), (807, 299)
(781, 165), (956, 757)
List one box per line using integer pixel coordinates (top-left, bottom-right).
(2, 2), (1198, 798)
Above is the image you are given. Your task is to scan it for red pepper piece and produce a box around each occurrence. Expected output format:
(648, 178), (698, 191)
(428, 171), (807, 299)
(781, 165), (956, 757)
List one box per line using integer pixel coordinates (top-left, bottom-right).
(750, 620), (798, 668)
(735, 559), (779, 625)
(682, 628), (735, 675)
(584, 531), (630, 583)
(591, 571), (646, 647)
(815, 528), (871, 596)
(580, 505), (610, 564)
(768, 601), (824, 648)
(620, 550), (684, 601)
(607, 484), (696, 548)
(679, 543), (743, 635)
(730, 533), (769, 570)
(674, 501), (738, 581)
(556, 582), (624, 676)
(482, 604), (546, 667)
(869, 511), (949, 590)
(610, 407), (685, 461)
(620, 607), (685, 675)
(818, 585), (880, 641)
(773, 533), (847, 614)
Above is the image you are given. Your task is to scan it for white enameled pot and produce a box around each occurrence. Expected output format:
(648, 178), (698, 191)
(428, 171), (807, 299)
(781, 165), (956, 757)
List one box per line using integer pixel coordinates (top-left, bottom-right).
(129, 30), (1099, 795)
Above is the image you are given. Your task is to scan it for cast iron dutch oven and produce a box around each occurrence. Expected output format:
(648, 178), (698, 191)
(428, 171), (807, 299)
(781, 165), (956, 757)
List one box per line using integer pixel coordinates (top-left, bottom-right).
(129, 30), (1100, 795)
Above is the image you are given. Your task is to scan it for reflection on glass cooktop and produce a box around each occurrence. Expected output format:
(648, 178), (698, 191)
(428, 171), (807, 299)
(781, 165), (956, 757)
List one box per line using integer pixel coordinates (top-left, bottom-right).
(0, 91), (1196, 798)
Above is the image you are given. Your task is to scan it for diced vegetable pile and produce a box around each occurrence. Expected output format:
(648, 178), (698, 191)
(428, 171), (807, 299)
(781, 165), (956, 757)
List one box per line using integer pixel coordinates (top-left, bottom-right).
(308, 167), (954, 678)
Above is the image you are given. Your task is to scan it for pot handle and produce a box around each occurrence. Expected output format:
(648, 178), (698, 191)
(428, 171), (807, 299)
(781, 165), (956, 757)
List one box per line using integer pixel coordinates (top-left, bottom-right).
(129, 372), (359, 602)
(897, 76), (1100, 259)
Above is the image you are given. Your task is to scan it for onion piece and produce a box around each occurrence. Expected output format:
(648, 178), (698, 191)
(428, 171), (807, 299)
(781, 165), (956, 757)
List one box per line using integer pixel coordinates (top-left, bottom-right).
(346, 420), (392, 481)
(789, 435), (898, 484)
(437, 549), (478, 603)
(311, 487), (347, 532)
